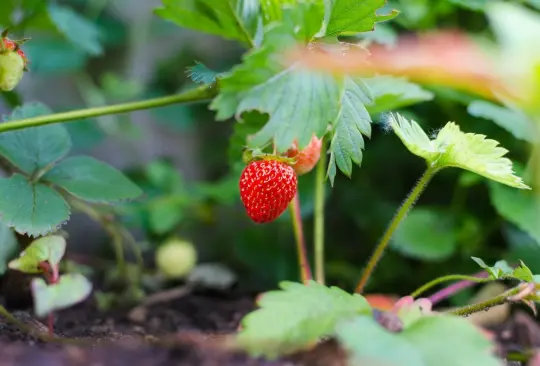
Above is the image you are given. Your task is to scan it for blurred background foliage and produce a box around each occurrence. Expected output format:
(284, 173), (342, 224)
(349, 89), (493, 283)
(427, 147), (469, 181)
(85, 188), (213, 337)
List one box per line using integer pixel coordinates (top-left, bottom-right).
(0, 0), (538, 307)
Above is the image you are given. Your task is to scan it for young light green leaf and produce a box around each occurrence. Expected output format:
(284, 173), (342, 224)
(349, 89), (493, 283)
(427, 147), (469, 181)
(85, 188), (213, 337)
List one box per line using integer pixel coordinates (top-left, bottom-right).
(32, 273), (92, 318)
(337, 314), (500, 366)
(0, 221), (18, 275)
(237, 280), (371, 358)
(327, 77), (373, 185)
(48, 5), (102, 55)
(467, 100), (537, 143)
(388, 113), (530, 189)
(43, 156), (143, 203)
(148, 198), (184, 235)
(325, 0), (399, 36)
(0, 174), (70, 237)
(0, 102), (72, 175)
(155, 0), (260, 46)
(364, 76), (434, 115)
(489, 180), (540, 245)
(471, 257), (533, 282)
(391, 207), (458, 260)
(9, 235), (67, 274)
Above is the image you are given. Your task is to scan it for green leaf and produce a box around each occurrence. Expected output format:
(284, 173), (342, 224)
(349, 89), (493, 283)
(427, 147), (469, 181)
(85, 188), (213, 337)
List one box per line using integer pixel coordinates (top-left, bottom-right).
(24, 39), (87, 75)
(0, 174), (70, 237)
(471, 257), (533, 282)
(448, 0), (487, 11)
(489, 180), (540, 244)
(364, 76), (434, 115)
(467, 100), (537, 143)
(0, 221), (17, 275)
(327, 76), (373, 185)
(9, 235), (66, 274)
(389, 113), (530, 189)
(186, 62), (222, 85)
(337, 315), (500, 366)
(391, 207), (458, 260)
(155, 0), (260, 45)
(337, 316), (424, 366)
(43, 156), (142, 203)
(148, 198), (184, 235)
(326, 0), (398, 36)
(31, 273), (92, 317)
(237, 280), (371, 358)
(48, 5), (102, 55)
(210, 3), (332, 149)
(0, 102), (72, 175)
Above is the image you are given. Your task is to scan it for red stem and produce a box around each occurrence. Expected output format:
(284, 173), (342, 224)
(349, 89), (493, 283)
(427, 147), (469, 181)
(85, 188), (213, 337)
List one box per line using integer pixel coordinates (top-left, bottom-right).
(38, 262), (59, 336)
(289, 194), (313, 284)
(428, 271), (488, 305)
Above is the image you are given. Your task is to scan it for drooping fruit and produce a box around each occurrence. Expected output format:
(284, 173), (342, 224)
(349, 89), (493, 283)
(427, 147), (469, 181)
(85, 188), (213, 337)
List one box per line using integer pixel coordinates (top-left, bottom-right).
(0, 31), (29, 91)
(239, 159), (298, 223)
(286, 135), (323, 176)
(155, 237), (197, 279)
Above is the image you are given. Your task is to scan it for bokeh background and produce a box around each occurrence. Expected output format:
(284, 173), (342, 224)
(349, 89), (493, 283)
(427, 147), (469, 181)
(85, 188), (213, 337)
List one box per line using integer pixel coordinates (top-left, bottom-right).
(0, 0), (537, 306)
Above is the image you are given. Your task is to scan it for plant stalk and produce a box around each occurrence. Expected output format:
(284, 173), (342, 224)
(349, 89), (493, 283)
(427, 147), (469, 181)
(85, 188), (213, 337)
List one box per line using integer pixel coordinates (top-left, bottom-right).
(411, 274), (491, 299)
(448, 286), (522, 317)
(355, 167), (438, 294)
(289, 194), (312, 284)
(0, 85), (216, 133)
(428, 271), (489, 305)
(314, 139), (327, 284)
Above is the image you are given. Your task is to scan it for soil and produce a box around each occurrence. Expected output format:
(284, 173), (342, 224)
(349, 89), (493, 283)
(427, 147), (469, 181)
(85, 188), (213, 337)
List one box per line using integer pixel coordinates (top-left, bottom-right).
(0, 286), (538, 366)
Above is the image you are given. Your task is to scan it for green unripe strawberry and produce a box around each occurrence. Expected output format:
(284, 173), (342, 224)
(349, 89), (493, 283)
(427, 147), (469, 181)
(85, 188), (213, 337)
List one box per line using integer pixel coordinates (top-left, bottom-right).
(0, 30), (29, 91)
(0, 51), (25, 91)
(155, 237), (197, 279)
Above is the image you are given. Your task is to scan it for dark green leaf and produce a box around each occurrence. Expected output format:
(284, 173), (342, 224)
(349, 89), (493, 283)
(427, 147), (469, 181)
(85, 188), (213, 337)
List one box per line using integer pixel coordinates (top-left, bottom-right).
(365, 76), (434, 115)
(391, 207), (458, 260)
(32, 273), (92, 317)
(467, 100), (537, 143)
(155, 0), (259, 45)
(237, 280), (371, 358)
(8, 235), (66, 274)
(0, 174), (70, 237)
(489, 180), (540, 244)
(228, 111), (268, 170)
(327, 77), (372, 185)
(448, 0), (487, 11)
(0, 221), (17, 275)
(48, 5), (102, 55)
(24, 39), (88, 75)
(43, 156), (143, 203)
(326, 0), (398, 36)
(0, 102), (72, 175)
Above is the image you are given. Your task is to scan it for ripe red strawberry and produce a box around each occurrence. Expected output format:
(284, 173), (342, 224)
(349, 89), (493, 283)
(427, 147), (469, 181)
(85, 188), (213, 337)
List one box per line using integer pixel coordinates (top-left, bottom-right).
(286, 135), (323, 176)
(239, 159), (298, 223)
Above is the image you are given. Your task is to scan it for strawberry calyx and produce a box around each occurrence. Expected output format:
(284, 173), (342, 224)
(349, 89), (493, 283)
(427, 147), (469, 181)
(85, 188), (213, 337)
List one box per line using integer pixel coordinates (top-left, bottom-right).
(1, 29), (30, 71)
(242, 148), (297, 166)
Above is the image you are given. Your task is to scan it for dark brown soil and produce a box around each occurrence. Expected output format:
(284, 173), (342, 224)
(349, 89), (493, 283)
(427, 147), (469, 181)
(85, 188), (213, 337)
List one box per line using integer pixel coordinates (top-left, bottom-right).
(0, 288), (538, 366)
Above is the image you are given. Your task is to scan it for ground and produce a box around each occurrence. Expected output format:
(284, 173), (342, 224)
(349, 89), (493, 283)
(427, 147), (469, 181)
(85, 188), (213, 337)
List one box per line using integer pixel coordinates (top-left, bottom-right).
(0, 287), (537, 365)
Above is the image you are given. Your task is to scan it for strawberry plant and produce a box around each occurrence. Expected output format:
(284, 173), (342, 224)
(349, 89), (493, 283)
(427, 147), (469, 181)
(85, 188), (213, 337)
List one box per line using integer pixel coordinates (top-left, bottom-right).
(0, 0), (540, 365)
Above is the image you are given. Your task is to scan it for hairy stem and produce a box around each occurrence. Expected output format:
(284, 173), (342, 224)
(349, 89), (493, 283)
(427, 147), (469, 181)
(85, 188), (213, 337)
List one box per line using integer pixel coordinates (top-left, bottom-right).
(289, 194), (312, 284)
(355, 167), (438, 294)
(448, 286), (522, 317)
(0, 85), (216, 133)
(314, 139), (327, 284)
(428, 271), (489, 305)
(411, 274), (491, 299)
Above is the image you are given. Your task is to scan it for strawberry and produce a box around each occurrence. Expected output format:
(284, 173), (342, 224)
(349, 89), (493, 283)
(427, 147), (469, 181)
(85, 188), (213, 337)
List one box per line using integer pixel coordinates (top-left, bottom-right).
(239, 159), (298, 223)
(0, 30), (29, 91)
(286, 135), (323, 176)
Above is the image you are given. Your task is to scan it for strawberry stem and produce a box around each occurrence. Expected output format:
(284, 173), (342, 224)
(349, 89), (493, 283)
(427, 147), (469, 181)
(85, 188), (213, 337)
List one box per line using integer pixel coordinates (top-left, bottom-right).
(314, 137), (327, 284)
(355, 166), (438, 294)
(289, 193), (312, 284)
(0, 85), (216, 133)
(410, 273), (491, 300)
